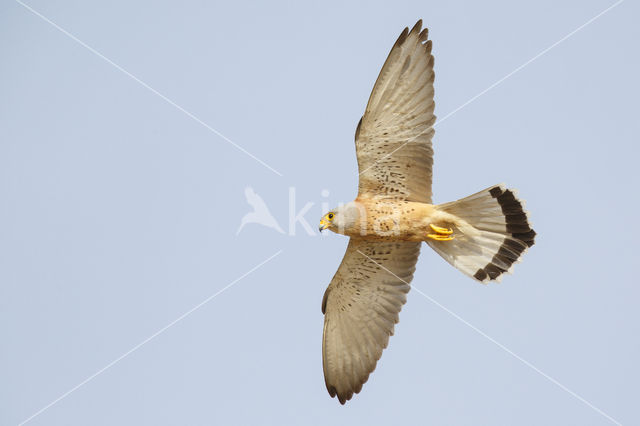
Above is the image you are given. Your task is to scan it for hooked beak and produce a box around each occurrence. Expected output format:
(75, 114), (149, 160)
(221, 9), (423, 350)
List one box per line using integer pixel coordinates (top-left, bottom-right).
(319, 219), (329, 232)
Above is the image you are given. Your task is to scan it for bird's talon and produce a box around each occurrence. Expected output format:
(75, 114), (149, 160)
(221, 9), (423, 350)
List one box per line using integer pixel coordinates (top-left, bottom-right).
(427, 233), (454, 241)
(429, 224), (453, 234)
(427, 224), (454, 241)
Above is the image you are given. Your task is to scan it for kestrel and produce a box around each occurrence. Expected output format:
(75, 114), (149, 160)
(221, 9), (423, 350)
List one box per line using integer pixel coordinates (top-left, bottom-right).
(318, 20), (536, 404)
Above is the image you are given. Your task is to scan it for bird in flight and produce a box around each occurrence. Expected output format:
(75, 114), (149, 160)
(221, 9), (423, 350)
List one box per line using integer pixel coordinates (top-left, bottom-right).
(318, 20), (536, 404)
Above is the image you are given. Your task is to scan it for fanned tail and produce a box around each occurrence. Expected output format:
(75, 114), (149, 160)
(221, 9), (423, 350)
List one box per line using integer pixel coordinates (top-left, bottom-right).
(427, 184), (536, 283)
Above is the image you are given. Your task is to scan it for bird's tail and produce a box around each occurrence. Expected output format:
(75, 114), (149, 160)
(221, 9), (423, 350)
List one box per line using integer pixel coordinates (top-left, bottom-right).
(427, 184), (536, 283)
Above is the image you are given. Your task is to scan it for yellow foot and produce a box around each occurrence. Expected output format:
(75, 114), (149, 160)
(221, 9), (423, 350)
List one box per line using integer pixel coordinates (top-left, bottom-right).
(429, 224), (453, 235)
(427, 224), (454, 241)
(427, 234), (454, 241)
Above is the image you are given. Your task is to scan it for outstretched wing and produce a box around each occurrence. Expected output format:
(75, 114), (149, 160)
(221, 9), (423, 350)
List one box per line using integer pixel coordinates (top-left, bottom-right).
(356, 20), (436, 203)
(321, 239), (421, 404)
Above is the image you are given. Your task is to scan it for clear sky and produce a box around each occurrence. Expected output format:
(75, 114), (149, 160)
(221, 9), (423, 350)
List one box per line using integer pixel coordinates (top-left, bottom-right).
(1, 0), (639, 425)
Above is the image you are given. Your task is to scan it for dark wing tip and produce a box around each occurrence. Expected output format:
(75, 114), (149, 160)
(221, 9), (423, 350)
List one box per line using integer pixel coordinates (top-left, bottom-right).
(337, 390), (353, 405)
(419, 27), (429, 42)
(394, 27), (409, 47)
(410, 19), (423, 35)
(327, 384), (337, 398)
(327, 383), (352, 405)
(326, 383), (356, 405)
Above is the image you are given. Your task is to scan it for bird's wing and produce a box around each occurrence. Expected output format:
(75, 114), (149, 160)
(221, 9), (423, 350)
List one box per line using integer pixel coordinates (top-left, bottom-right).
(321, 238), (421, 404)
(356, 20), (436, 203)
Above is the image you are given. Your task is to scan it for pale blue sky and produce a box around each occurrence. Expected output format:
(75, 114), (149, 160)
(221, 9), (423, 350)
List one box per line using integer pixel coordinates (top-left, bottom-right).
(1, 0), (639, 425)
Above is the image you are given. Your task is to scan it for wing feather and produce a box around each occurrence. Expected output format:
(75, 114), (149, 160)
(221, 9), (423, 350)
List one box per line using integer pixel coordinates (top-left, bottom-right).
(322, 239), (421, 404)
(356, 20), (436, 203)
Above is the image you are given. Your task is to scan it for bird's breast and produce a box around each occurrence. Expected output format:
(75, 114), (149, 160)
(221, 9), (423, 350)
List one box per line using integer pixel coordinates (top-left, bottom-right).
(343, 199), (436, 241)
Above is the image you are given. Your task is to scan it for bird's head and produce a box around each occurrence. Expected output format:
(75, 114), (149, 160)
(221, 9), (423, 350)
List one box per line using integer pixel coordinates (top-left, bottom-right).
(319, 202), (362, 234)
(318, 211), (336, 233)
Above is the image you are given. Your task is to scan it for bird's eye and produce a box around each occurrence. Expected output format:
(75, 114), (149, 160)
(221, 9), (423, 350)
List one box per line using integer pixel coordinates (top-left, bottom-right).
(328, 213), (334, 220)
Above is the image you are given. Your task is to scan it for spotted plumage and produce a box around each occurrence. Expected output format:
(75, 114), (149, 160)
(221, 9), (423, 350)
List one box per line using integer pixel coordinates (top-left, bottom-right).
(318, 20), (536, 405)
